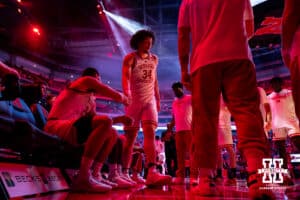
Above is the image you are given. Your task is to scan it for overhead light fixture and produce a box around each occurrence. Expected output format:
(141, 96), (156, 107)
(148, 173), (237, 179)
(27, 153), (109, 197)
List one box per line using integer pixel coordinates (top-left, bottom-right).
(97, 1), (105, 15)
(32, 27), (41, 36)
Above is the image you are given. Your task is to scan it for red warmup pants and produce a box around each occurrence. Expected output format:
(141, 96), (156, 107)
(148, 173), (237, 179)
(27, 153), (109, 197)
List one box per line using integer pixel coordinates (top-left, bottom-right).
(191, 59), (270, 172)
(175, 130), (198, 178)
(289, 56), (300, 120)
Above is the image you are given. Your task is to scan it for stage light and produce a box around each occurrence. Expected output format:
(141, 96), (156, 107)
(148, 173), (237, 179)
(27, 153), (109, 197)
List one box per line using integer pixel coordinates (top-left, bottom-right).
(32, 27), (41, 36)
(97, 1), (105, 15)
(102, 10), (150, 55)
(95, 3), (148, 55)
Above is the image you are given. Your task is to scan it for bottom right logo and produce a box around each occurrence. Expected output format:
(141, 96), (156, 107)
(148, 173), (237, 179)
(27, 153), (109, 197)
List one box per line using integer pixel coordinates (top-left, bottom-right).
(258, 158), (289, 184)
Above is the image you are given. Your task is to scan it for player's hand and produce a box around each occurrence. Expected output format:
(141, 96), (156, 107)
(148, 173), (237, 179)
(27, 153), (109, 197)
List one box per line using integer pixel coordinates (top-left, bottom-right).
(125, 94), (132, 106)
(181, 71), (192, 91)
(121, 93), (131, 106)
(264, 121), (272, 132)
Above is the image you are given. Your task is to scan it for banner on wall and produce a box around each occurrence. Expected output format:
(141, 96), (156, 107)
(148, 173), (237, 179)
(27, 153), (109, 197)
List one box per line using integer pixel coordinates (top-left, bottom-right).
(0, 163), (69, 198)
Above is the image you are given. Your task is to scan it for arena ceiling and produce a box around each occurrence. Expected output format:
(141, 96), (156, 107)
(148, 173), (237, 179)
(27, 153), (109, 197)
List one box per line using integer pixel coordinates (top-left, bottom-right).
(0, 0), (287, 105)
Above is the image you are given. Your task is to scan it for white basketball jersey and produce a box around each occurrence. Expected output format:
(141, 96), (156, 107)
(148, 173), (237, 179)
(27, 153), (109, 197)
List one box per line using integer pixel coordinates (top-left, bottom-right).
(219, 96), (231, 129)
(130, 52), (158, 103)
(268, 89), (299, 129)
(172, 94), (192, 132)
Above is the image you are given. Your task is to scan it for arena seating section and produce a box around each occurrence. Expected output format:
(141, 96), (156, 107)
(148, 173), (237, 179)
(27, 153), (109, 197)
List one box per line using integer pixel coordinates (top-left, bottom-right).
(0, 73), (83, 199)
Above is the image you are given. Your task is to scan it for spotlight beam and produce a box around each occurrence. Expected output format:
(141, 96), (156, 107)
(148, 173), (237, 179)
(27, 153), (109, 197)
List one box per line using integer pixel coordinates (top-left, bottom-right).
(104, 10), (149, 35)
(99, 9), (150, 56)
(106, 16), (128, 56)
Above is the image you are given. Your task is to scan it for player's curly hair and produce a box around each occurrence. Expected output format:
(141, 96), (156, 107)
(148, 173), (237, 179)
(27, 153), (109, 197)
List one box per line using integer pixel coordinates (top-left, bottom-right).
(130, 29), (155, 50)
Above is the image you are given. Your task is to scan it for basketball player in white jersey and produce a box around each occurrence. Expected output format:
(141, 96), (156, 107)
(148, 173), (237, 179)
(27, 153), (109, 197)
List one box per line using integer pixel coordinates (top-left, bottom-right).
(216, 96), (237, 186)
(122, 30), (172, 186)
(268, 77), (300, 185)
(45, 68), (129, 192)
(169, 82), (198, 185)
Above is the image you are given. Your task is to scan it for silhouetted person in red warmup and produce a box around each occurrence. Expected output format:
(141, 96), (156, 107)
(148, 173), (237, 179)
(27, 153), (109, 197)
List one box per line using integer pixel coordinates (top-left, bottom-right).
(178, 0), (273, 198)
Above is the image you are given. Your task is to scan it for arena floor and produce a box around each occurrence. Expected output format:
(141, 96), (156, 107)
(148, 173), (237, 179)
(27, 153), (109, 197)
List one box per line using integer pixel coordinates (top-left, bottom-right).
(22, 179), (300, 200)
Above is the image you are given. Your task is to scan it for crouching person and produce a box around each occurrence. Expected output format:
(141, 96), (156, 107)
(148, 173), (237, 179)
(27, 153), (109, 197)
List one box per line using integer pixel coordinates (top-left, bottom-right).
(44, 67), (129, 192)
